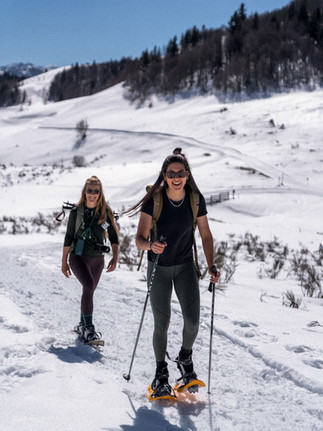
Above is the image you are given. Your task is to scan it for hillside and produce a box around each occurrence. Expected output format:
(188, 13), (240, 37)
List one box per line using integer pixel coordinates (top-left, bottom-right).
(48, 0), (323, 103)
(0, 68), (322, 430)
(2, 1), (323, 108)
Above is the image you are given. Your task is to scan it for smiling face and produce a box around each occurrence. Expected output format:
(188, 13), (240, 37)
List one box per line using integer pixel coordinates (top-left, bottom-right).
(85, 185), (101, 208)
(164, 162), (188, 193)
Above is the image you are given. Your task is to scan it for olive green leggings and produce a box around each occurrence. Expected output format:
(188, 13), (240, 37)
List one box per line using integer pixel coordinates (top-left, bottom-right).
(148, 260), (200, 362)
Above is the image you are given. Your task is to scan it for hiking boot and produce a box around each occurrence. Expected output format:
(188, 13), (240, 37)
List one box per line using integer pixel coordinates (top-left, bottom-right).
(83, 325), (100, 343)
(150, 361), (175, 397)
(74, 322), (84, 337)
(151, 361), (169, 391)
(176, 347), (197, 384)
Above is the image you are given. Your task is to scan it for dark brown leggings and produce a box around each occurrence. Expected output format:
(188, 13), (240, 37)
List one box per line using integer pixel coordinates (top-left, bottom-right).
(69, 253), (104, 315)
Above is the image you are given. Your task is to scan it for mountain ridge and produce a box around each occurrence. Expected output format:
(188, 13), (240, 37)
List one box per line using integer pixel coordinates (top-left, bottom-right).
(0, 62), (57, 78)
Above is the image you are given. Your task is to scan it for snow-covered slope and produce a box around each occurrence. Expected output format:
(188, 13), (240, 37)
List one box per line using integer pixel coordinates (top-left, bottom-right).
(0, 71), (322, 430)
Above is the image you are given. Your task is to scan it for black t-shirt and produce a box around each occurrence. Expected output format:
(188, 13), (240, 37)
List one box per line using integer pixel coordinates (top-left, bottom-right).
(141, 188), (207, 266)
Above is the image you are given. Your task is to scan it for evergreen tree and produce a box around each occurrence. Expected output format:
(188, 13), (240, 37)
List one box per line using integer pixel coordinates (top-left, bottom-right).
(166, 36), (179, 57)
(47, 0), (323, 102)
(298, 2), (308, 23)
(252, 13), (259, 30)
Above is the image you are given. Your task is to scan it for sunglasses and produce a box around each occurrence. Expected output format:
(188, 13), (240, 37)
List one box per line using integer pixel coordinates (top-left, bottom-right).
(166, 170), (188, 179)
(86, 188), (100, 195)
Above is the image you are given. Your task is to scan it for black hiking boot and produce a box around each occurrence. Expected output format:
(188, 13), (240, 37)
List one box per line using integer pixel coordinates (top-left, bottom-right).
(176, 347), (198, 392)
(74, 322), (84, 337)
(82, 325), (101, 343)
(151, 361), (169, 389)
(150, 361), (174, 397)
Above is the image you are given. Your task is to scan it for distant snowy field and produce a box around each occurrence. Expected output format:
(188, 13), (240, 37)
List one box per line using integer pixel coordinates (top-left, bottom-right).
(0, 70), (322, 430)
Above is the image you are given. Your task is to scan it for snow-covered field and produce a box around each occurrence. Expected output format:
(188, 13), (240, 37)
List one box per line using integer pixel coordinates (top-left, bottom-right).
(0, 70), (322, 430)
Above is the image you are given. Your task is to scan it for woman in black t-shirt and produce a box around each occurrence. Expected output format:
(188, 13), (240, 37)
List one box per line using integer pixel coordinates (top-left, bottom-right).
(127, 148), (220, 397)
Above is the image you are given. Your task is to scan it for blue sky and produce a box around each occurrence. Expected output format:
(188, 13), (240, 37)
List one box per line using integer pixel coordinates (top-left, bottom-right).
(1, 0), (292, 67)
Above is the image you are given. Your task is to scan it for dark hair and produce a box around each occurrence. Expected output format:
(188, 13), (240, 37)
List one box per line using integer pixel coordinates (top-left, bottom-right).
(124, 148), (200, 216)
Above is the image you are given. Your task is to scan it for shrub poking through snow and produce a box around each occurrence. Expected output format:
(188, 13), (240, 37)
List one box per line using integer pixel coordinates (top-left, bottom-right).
(282, 290), (302, 308)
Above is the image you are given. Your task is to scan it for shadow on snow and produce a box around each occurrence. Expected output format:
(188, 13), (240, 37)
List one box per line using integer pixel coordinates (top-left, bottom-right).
(47, 343), (104, 364)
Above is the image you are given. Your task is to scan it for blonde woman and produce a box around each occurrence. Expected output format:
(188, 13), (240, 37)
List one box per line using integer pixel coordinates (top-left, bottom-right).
(62, 176), (119, 343)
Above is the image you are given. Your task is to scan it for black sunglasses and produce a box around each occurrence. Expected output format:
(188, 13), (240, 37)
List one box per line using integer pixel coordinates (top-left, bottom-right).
(166, 170), (188, 179)
(86, 188), (100, 195)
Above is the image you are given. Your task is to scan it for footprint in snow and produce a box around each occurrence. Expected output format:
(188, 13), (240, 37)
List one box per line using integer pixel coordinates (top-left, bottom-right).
(285, 345), (323, 369)
(285, 345), (313, 354)
(233, 321), (278, 343)
(302, 359), (323, 369)
(233, 320), (258, 328)
(0, 316), (29, 333)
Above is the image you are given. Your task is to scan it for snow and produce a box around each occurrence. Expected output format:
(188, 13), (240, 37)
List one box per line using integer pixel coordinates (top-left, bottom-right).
(0, 69), (322, 430)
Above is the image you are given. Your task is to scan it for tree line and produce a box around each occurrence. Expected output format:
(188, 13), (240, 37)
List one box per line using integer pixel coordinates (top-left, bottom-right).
(1, 0), (323, 107)
(0, 73), (26, 107)
(125, 0), (323, 100)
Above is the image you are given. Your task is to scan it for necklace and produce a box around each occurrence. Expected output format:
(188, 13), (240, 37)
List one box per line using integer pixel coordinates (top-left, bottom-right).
(166, 190), (185, 208)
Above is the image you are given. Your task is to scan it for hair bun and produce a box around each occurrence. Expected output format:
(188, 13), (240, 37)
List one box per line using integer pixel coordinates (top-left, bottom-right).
(173, 147), (183, 156)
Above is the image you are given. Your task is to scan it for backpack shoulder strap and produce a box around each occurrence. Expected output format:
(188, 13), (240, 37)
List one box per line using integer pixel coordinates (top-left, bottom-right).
(189, 190), (201, 278)
(75, 204), (84, 233)
(151, 190), (163, 230)
(145, 185), (163, 230)
(137, 187), (163, 271)
(189, 190), (200, 230)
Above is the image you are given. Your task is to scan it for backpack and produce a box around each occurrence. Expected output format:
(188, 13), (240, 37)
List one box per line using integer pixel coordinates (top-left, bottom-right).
(138, 187), (201, 276)
(74, 204), (86, 234)
(56, 202), (118, 242)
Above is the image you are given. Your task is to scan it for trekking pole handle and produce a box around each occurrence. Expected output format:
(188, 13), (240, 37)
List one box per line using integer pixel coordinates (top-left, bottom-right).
(158, 234), (166, 244)
(147, 235), (166, 294)
(208, 265), (217, 292)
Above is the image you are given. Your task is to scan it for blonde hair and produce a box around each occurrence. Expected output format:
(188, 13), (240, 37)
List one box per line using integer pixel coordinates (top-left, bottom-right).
(78, 176), (118, 234)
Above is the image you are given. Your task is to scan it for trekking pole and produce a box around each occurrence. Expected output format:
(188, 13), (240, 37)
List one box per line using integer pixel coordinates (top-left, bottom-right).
(207, 266), (217, 394)
(123, 235), (166, 382)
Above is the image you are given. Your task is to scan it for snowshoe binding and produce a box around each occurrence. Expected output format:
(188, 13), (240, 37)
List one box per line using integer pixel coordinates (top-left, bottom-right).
(174, 348), (205, 394)
(148, 361), (176, 401)
(80, 324), (104, 347)
(73, 322), (84, 337)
